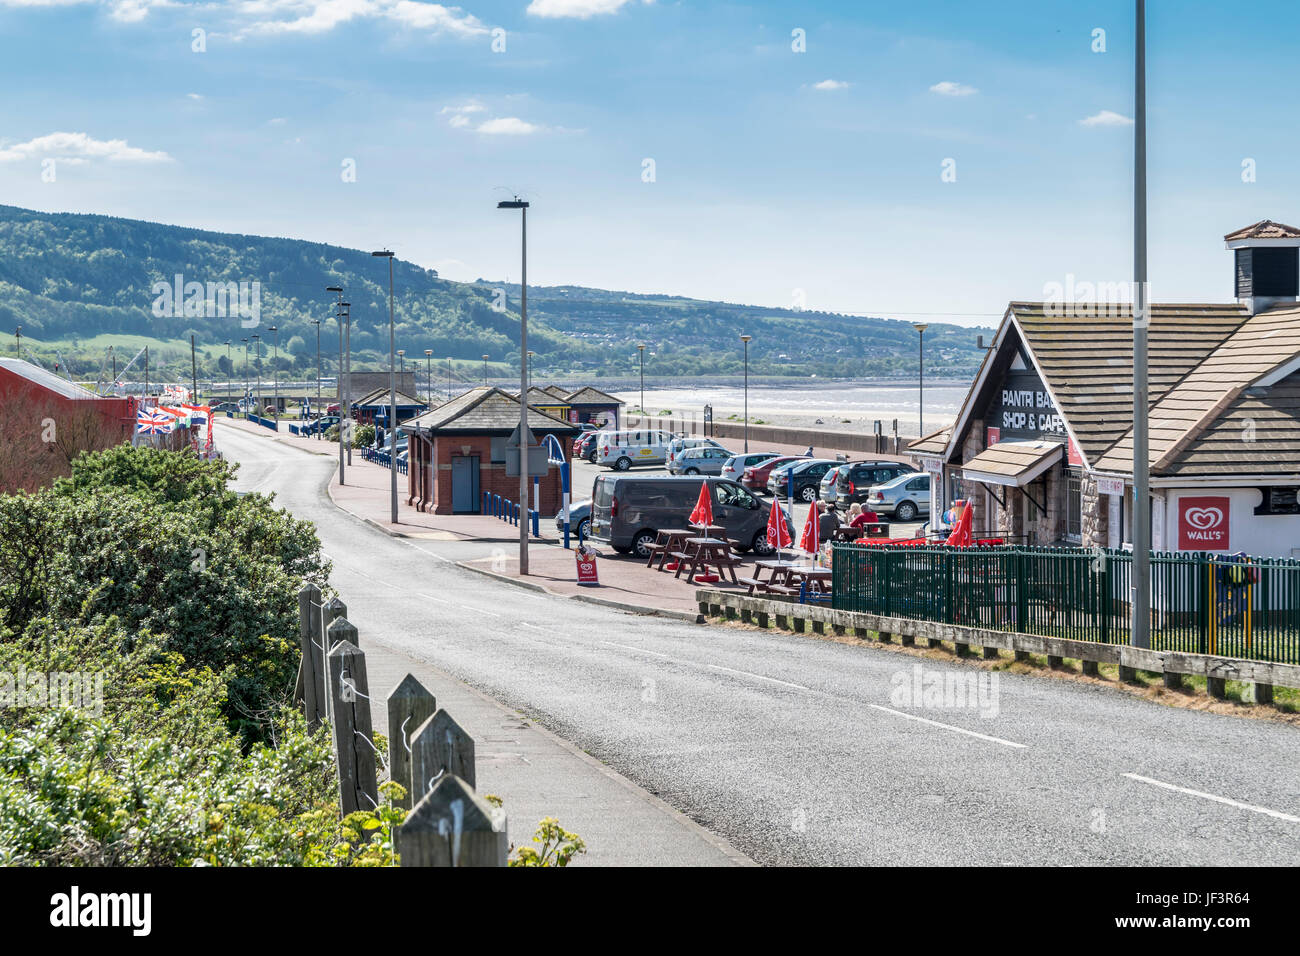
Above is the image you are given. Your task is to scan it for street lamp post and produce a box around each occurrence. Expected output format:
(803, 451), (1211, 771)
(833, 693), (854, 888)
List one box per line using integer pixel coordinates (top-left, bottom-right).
(251, 334), (261, 415)
(371, 251), (399, 525)
(267, 325), (279, 421)
(224, 340), (232, 399)
(327, 286), (345, 482)
(424, 349), (433, 403)
(498, 197), (531, 575)
(913, 323), (929, 437)
(398, 349), (405, 380)
(1132, 0), (1151, 649)
(241, 338), (248, 406)
(482, 354), (489, 385)
(636, 344), (645, 424)
(13, 326), (20, 358)
(739, 333), (751, 453)
(311, 319), (321, 436)
(447, 356), (452, 398)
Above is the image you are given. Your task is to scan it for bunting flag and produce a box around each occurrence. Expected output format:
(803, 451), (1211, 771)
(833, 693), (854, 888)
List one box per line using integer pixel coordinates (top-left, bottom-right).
(688, 482), (714, 528)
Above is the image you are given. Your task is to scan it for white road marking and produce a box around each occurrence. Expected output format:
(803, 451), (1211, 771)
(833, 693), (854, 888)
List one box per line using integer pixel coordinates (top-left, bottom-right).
(600, 641), (809, 690)
(459, 604), (503, 617)
(867, 704), (1027, 749)
(1123, 773), (1300, 824)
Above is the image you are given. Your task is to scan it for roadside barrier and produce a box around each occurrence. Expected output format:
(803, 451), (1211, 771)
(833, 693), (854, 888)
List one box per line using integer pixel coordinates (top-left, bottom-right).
(294, 584), (508, 866)
(483, 491), (541, 537)
(249, 413), (278, 431)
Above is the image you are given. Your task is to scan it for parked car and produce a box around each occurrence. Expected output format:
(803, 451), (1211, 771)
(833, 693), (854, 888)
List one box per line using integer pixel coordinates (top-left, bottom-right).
(595, 428), (677, 470)
(589, 475), (794, 558)
(298, 415), (339, 436)
(555, 499), (592, 540)
(211, 401), (240, 414)
(835, 461), (917, 511)
(573, 430), (601, 462)
(666, 436), (728, 471)
(820, 464), (845, 506)
(767, 458), (837, 502)
(668, 445), (734, 476)
(742, 454), (807, 494)
(864, 472), (932, 522)
(720, 451), (780, 483)
(326, 402), (341, 415)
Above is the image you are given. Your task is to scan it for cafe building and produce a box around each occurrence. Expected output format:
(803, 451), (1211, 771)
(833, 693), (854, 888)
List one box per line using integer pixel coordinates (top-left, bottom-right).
(909, 219), (1300, 558)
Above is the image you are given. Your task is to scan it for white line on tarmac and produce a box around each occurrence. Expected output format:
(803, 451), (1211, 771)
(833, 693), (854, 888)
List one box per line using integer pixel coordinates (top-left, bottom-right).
(600, 641), (809, 690)
(1123, 773), (1300, 824)
(867, 704), (1027, 749)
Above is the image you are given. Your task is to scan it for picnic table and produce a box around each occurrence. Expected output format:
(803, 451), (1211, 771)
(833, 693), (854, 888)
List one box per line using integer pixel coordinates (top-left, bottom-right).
(787, 565), (834, 603)
(645, 528), (695, 571)
(673, 536), (740, 585)
(737, 558), (804, 595)
(832, 522), (888, 541)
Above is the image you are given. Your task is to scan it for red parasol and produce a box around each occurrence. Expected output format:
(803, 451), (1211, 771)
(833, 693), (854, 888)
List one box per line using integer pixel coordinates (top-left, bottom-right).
(944, 499), (973, 547)
(767, 497), (792, 552)
(688, 481), (714, 528)
(798, 502), (819, 554)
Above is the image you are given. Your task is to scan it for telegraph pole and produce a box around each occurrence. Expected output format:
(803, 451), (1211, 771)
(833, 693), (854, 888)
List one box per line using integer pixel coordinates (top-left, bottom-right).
(1132, 0), (1151, 649)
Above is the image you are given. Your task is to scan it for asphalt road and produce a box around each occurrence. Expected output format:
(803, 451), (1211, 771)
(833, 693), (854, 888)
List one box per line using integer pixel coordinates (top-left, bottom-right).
(223, 425), (1300, 866)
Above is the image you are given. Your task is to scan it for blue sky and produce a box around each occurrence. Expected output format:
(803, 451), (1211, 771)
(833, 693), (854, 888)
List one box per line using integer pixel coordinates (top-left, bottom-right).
(1, 0), (1297, 323)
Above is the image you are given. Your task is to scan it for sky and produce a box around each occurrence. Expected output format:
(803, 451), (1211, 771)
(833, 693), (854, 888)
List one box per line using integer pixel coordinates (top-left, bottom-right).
(1, 0), (1298, 324)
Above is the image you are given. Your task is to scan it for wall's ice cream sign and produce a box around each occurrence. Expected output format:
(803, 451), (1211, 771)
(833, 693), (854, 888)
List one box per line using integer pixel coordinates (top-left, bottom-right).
(1178, 496), (1230, 551)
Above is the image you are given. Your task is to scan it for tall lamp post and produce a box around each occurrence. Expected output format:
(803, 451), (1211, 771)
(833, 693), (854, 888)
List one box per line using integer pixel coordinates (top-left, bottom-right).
(311, 319), (322, 435)
(224, 340), (232, 399)
(13, 326), (20, 358)
(398, 349), (405, 380)
(424, 349), (433, 402)
(1132, 0), (1151, 649)
(241, 338), (249, 406)
(267, 325), (279, 421)
(498, 197), (530, 575)
(637, 344), (645, 423)
(327, 286), (345, 481)
(482, 354), (489, 385)
(739, 333), (751, 452)
(251, 334), (261, 414)
(447, 356), (453, 398)
(913, 323), (928, 437)
(371, 251), (399, 525)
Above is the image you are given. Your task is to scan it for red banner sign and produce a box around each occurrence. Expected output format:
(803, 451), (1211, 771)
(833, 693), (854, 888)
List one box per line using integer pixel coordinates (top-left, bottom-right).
(1178, 496), (1230, 551)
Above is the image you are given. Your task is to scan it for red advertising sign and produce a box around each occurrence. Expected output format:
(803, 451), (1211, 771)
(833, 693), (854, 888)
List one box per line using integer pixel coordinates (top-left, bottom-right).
(575, 549), (599, 585)
(1067, 437), (1083, 466)
(986, 426), (1000, 445)
(1178, 496), (1230, 551)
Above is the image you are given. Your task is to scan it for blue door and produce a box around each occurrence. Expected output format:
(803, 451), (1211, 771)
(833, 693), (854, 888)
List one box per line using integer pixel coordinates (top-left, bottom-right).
(452, 456), (480, 513)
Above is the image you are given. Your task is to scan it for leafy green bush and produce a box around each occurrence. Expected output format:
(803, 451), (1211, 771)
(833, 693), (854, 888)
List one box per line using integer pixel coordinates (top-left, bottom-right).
(352, 423), (375, 448)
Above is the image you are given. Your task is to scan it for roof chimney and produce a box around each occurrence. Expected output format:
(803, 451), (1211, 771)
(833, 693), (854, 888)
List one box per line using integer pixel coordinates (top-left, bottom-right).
(1225, 219), (1300, 315)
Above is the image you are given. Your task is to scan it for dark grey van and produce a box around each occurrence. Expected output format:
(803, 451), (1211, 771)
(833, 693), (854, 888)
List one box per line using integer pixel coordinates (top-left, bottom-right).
(589, 474), (794, 558)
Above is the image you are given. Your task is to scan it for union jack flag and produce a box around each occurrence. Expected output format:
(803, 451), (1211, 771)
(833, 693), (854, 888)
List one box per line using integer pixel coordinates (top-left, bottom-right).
(136, 409), (175, 435)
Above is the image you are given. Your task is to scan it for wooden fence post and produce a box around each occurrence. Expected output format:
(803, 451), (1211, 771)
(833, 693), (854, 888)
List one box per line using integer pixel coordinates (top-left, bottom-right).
(396, 774), (507, 867)
(318, 596), (347, 726)
(327, 637), (379, 815)
(297, 583), (322, 729)
(387, 675), (437, 811)
(410, 709), (476, 804)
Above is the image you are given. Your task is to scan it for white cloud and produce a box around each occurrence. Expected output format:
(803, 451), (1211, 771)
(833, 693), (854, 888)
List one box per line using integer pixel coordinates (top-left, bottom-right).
(187, 92), (204, 100)
(235, 0), (487, 37)
(1079, 109), (1134, 127)
(476, 117), (539, 135)
(526, 0), (647, 19)
(0, 131), (172, 163)
(930, 81), (978, 97)
(812, 79), (849, 91)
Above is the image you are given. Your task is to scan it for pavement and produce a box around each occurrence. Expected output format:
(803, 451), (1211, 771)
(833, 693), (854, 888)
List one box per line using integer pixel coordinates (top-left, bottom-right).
(217, 417), (1300, 867)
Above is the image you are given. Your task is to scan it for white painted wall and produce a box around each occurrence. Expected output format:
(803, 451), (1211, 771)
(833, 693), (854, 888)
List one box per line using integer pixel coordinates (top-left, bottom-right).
(1164, 487), (1300, 558)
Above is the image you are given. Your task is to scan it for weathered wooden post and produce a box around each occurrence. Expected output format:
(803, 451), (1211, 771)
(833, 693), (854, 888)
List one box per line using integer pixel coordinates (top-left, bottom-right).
(317, 596), (347, 726)
(396, 774), (507, 867)
(387, 675), (437, 810)
(297, 583), (323, 729)
(410, 709), (476, 803)
(328, 637), (379, 815)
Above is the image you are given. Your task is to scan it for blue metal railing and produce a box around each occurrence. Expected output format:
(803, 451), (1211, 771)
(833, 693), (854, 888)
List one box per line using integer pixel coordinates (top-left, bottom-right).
(483, 491), (539, 537)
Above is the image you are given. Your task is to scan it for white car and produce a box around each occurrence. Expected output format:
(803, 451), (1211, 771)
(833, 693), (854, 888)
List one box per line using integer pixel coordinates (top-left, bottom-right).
(595, 428), (677, 471)
(666, 436), (728, 470)
(721, 451), (780, 483)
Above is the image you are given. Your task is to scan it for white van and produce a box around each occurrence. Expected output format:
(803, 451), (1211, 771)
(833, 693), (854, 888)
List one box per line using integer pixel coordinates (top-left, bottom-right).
(595, 428), (677, 470)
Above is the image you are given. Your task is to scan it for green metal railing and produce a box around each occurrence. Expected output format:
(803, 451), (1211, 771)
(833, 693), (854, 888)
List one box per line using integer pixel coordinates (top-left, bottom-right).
(832, 544), (1300, 665)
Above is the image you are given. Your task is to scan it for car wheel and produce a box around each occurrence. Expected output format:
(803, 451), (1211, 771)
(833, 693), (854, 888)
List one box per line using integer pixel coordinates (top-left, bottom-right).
(612, 545), (632, 554)
(685, 467), (700, 475)
(896, 501), (917, 522)
(752, 530), (776, 556)
(615, 456), (632, 471)
(799, 485), (817, 502)
(587, 450), (597, 463)
(576, 518), (590, 540)
(632, 530), (657, 558)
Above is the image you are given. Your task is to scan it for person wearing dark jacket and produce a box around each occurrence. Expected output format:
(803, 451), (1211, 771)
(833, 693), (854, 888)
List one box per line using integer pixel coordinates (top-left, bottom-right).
(817, 501), (840, 540)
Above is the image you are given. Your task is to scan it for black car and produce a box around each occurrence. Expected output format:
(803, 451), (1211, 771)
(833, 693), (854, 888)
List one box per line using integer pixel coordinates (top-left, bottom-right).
(834, 461), (916, 511)
(574, 431), (600, 462)
(769, 458), (837, 503)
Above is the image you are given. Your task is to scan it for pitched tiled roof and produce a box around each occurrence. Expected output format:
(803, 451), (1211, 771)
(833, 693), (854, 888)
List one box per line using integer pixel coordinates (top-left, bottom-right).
(1010, 302), (1248, 465)
(523, 386), (567, 405)
(1224, 220), (1300, 241)
(351, 387), (426, 408)
(907, 426), (951, 456)
(401, 386), (578, 434)
(565, 386), (623, 406)
(542, 385), (571, 400)
(1093, 303), (1300, 474)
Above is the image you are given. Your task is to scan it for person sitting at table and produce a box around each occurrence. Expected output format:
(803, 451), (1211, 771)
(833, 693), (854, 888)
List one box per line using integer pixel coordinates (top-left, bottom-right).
(817, 500), (840, 540)
(846, 502), (879, 529)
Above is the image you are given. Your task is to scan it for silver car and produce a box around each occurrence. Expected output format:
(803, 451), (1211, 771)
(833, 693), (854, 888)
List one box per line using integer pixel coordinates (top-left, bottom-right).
(721, 451), (780, 483)
(820, 464), (844, 505)
(668, 445), (733, 476)
(864, 472), (932, 522)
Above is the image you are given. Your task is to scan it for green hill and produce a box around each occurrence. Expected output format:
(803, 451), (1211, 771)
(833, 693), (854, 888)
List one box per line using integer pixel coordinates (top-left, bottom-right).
(0, 204), (990, 382)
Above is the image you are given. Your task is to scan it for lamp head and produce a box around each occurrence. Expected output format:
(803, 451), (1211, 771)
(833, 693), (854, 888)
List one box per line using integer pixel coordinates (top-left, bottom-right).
(371, 250), (394, 258)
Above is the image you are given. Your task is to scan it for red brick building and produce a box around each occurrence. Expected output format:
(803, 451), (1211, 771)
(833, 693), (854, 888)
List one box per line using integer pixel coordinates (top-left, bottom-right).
(401, 386), (578, 515)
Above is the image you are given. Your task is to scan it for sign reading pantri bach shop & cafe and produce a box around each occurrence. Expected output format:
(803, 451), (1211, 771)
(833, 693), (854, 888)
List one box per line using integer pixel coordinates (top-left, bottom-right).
(1178, 496), (1231, 551)
(989, 364), (1067, 442)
